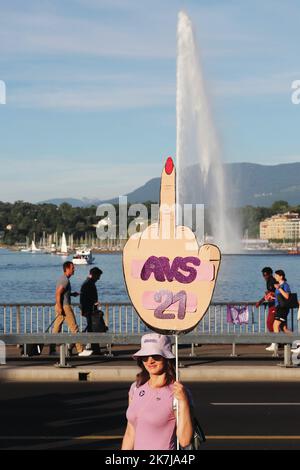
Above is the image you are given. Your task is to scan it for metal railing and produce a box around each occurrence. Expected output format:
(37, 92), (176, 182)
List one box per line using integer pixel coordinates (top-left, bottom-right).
(0, 302), (299, 367)
(0, 302), (298, 335)
(0, 332), (299, 368)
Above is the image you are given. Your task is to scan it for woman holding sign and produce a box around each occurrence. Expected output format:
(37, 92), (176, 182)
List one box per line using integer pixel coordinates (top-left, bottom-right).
(122, 157), (219, 449)
(121, 333), (193, 450)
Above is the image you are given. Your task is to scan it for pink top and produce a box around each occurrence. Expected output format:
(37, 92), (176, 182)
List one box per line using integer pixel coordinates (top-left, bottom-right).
(126, 381), (176, 450)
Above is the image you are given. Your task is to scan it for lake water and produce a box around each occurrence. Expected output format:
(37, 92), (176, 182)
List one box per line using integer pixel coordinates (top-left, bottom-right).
(0, 248), (300, 304)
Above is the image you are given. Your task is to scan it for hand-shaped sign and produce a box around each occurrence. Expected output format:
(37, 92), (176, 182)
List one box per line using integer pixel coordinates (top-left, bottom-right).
(123, 157), (221, 334)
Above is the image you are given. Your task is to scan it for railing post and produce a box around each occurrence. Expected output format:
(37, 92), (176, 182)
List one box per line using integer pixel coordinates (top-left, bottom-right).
(113, 305), (116, 333)
(0, 340), (6, 365)
(22, 344), (28, 357)
(66, 343), (72, 357)
(105, 343), (114, 358)
(284, 344), (292, 367)
(3, 306), (6, 334)
(30, 306), (33, 333)
(125, 306), (128, 334)
(105, 304), (113, 356)
(230, 342), (238, 357)
(105, 304), (109, 326)
(189, 343), (197, 357)
(54, 344), (72, 368)
(16, 306), (21, 334)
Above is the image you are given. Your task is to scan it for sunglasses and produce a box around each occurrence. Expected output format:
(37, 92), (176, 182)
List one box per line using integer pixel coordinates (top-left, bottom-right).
(141, 355), (164, 362)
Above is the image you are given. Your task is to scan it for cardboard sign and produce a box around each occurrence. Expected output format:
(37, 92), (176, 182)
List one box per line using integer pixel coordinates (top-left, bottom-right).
(123, 157), (221, 334)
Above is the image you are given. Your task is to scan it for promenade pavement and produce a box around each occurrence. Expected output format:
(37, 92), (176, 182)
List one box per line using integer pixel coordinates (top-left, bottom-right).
(1, 344), (300, 382)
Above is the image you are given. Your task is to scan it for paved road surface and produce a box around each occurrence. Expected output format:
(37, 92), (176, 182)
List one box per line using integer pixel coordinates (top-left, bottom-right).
(1, 382), (300, 450)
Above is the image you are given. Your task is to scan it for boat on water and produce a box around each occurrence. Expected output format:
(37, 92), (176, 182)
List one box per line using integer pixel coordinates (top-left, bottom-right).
(50, 243), (57, 254)
(43, 243), (57, 254)
(56, 233), (68, 256)
(20, 241), (42, 253)
(287, 248), (300, 255)
(72, 248), (94, 265)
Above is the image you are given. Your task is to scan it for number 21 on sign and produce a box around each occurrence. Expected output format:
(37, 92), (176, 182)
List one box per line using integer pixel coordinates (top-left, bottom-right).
(154, 290), (187, 320)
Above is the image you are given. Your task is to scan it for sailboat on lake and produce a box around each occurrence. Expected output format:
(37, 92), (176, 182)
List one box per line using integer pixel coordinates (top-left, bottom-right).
(57, 233), (68, 256)
(21, 240), (42, 253)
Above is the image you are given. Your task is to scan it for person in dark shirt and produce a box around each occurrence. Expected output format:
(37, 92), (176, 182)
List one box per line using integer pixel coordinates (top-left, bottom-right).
(255, 267), (277, 352)
(80, 267), (103, 354)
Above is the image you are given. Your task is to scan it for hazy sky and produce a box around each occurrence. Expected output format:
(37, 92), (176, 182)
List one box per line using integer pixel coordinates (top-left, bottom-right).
(0, 0), (299, 202)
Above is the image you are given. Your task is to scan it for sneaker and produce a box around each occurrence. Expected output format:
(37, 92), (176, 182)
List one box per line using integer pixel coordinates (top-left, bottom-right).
(266, 343), (277, 352)
(78, 349), (93, 357)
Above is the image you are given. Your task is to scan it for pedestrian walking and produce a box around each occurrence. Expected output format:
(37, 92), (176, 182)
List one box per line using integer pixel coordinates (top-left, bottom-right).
(121, 333), (193, 450)
(267, 269), (292, 354)
(50, 261), (92, 357)
(80, 267), (103, 354)
(255, 267), (277, 351)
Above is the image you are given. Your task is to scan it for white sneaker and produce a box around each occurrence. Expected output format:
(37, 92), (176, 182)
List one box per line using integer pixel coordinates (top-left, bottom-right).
(266, 343), (277, 352)
(78, 349), (93, 357)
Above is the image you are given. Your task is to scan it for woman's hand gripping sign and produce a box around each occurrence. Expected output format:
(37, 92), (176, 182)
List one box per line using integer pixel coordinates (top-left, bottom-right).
(123, 157), (221, 334)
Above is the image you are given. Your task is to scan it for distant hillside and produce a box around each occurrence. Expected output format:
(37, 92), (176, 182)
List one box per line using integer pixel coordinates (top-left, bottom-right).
(40, 162), (300, 207)
(227, 162), (300, 206)
(39, 197), (88, 207)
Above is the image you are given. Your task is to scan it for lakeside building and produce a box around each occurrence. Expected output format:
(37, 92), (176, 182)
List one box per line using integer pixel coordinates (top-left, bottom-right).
(260, 212), (300, 240)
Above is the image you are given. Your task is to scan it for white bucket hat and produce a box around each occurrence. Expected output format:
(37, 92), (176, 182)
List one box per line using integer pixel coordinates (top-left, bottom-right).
(133, 333), (175, 360)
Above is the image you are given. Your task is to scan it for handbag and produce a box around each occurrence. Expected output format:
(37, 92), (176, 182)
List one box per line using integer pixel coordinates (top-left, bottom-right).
(92, 309), (108, 332)
(181, 416), (206, 450)
(173, 393), (206, 450)
(20, 315), (59, 357)
(190, 416), (206, 449)
(289, 293), (299, 309)
(278, 292), (298, 309)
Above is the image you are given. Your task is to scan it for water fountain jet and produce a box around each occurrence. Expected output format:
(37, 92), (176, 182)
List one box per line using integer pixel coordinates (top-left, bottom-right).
(176, 11), (241, 253)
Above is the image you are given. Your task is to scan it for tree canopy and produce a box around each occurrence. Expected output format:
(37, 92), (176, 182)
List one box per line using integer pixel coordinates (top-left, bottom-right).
(0, 199), (299, 245)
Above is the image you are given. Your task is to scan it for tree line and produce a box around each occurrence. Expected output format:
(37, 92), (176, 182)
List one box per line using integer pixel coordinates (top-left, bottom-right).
(0, 199), (299, 245)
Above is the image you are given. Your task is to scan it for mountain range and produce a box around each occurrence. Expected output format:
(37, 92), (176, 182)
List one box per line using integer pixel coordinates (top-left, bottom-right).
(39, 162), (300, 208)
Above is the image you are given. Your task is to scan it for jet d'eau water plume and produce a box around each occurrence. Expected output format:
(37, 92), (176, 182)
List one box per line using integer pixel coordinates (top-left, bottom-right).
(176, 11), (241, 253)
